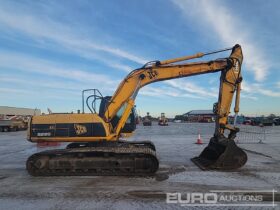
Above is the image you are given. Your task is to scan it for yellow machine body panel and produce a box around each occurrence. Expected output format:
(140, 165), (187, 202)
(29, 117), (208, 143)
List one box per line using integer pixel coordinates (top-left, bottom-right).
(28, 113), (113, 142)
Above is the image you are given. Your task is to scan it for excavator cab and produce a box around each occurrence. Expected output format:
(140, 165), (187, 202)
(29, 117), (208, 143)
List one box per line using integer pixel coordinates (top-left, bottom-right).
(83, 89), (136, 134)
(98, 96), (136, 134)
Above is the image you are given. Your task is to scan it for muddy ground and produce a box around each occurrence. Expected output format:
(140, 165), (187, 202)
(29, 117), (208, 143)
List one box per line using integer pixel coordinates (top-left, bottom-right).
(0, 123), (279, 209)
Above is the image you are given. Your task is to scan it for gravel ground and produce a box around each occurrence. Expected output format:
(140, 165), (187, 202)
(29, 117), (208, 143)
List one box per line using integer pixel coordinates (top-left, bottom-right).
(0, 123), (279, 210)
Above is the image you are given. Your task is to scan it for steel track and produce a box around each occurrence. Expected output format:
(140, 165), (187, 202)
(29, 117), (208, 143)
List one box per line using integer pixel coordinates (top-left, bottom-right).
(26, 143), (159, 176)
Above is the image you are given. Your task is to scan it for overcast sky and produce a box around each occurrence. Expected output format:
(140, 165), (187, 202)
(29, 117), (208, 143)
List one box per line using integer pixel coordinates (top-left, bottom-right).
(0, 0), (279, 117)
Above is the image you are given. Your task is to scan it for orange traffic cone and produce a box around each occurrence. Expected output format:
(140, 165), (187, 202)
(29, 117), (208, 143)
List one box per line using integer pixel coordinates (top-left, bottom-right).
(195, 133), (203, 144)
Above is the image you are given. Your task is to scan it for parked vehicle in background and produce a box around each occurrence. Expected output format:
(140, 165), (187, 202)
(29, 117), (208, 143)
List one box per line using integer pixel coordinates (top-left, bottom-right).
(243, 120), (252, 125)
(274, 118), (280, 126)
(250, 117), (273, 126)
(0, 116), (28, 132)
(228, 115), (246, 125)
(260, 118), (274, 126)
(143, 112), (152, 126)
(158, 113), (168, 126)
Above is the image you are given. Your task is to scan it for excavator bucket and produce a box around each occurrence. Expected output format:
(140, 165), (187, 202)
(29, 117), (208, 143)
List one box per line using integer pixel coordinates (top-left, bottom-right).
(191, 136), (247, 170)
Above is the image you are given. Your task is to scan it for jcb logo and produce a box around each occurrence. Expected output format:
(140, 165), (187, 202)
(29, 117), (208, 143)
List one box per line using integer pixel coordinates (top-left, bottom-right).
(74, 124), (87, 135)
(147, 70), (158, 79)
(234, 61), (239, 73)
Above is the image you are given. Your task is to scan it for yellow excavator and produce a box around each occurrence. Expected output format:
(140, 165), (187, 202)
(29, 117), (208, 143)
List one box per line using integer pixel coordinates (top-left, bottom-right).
(26, 44), (247, 176)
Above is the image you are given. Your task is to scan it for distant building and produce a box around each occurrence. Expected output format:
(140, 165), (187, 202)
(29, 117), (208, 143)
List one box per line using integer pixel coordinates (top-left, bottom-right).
(183, 110), (215, 122)
(0, 106), (41, 116)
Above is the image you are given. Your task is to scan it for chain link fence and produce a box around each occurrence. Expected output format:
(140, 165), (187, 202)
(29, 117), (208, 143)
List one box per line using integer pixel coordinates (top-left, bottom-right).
(173, 123), (280, 144)
(236, 125), (280, 144)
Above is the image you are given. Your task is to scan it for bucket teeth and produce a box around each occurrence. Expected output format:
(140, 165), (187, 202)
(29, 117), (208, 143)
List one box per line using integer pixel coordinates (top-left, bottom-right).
(191, 136), (247, 170)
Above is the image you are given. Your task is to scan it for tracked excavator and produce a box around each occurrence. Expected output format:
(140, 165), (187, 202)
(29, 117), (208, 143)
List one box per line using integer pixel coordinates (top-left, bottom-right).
(26, 44), (247, 176)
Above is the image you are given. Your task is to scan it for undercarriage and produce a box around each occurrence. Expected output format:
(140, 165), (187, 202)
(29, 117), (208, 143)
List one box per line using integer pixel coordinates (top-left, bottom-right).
(26, 140), (159, 176)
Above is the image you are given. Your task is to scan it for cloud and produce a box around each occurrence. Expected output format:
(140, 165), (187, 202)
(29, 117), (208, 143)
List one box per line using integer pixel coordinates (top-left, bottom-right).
(258, 89), (280, 97)
(165, 80), (217, 98)
(0, 54), (204, 101)
(0, 87), (33, 95)
(140, 85), (204, 99)
(242, 80), (280, 98)
(172, 0), (269, 81)
(0, 51), (215, 101)
(240, 94), (258, 101)
(0, 51), (118, 87)
(0, 75), (87, 92)
(0, 87), (84, 104)
(0, 6), (147, 69)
